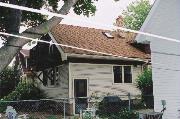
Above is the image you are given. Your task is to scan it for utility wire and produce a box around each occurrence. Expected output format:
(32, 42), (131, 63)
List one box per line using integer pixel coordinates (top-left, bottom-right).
(0, 31), (146, 62)
(151, 51), (180, 57)
(1, 31), (180, 73)
(0, 2), (180, 43)
(1, 2), (180, 72)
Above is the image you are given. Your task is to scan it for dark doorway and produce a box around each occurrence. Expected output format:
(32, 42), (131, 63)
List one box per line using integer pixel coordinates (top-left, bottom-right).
(74, 79), (88, 114)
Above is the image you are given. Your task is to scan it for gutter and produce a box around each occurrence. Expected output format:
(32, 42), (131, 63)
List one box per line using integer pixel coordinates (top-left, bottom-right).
(66, 53), (149, 63)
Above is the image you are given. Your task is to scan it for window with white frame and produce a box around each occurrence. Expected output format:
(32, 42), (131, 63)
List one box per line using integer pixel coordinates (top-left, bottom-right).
(113, 66), (132, 83)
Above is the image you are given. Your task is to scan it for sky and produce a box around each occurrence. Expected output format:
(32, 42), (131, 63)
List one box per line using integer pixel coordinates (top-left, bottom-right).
(0, 0), (155, 49)
(61, 0), (155, 29)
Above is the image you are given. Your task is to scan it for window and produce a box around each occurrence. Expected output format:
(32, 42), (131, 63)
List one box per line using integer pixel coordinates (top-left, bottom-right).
(102, 32), (114, 39)
(113, 66), (122, 83)
(124, 66), (132, 83)
(113, 66), (132, 83)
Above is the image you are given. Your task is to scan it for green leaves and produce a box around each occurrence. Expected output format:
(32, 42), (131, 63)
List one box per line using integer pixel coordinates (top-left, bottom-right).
(0, 68), (19, 98)
(0, 0), (98, 33)
(122, 0), (151, 30)
(73, 0), (97, 17)
(136, 68), (152, 93)
(2, 82), (46, 101)
(136, 68), (153, 108)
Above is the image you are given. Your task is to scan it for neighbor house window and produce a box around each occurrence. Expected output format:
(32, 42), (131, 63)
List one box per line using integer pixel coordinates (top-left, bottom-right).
(113, 66), (122, 83)
(113, 66), (132, 83)
(124, 66), (132, 83)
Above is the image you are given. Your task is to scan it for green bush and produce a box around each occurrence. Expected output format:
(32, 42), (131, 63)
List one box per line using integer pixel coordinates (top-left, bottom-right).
(136, 68), (153, 108)
(0, 68), (19, 98)
(2, 82), (46, 100)
(0, 82), (46, 112)
(98, 108), (138, 119)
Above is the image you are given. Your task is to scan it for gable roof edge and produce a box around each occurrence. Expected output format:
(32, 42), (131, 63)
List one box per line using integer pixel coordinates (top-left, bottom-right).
(48, 32), (67, 61)
(135, 0), (161, 44)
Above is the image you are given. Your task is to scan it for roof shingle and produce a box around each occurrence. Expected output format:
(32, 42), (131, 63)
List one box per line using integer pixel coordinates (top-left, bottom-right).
(50, 24), (150, 60)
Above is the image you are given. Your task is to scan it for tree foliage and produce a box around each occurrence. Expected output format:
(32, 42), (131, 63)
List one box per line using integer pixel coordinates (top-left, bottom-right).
(0, 67), (20, 98)
(122, 0), (151, 30)
(0, 0), (97, 34)
(136, 68), (153, 108)
(2, 82), (46, 100)
(136, 68), (152, 94)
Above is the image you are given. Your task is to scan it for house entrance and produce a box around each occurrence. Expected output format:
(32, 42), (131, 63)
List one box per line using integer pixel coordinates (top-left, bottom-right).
(74, 79), (88, 114)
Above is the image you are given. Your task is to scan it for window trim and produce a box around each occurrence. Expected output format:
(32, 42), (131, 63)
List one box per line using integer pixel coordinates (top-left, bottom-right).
(113, 65), (133, 84)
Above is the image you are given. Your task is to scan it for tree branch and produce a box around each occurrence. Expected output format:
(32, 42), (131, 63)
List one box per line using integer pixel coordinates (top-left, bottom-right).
(0, 0), (78, 72)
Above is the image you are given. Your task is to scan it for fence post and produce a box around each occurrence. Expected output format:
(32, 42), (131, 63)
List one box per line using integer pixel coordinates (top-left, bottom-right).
(63, 99), (66, 119)
(128, 93), (131, 111)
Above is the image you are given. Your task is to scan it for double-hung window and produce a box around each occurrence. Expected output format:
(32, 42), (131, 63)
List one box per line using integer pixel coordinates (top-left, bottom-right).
(113, 66), (132, 83)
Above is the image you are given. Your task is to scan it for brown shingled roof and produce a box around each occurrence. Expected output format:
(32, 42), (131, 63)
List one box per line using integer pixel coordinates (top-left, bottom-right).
(50, 24), (150, 60)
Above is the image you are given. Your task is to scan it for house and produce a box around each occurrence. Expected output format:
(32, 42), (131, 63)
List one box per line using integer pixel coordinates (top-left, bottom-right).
(20, 24), (150, 114)
(135, 0), (180, 118)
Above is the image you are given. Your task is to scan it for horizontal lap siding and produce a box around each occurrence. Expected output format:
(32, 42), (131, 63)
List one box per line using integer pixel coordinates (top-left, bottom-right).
(70, 63), (141, 98)
(151, 41), (180, 119)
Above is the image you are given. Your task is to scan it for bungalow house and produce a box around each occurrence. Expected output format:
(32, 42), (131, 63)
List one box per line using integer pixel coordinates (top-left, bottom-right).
(135, 0), (180, 118)
(20, 24), (150, 114)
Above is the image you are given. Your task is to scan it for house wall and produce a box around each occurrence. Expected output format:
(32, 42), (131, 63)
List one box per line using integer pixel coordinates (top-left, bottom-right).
(37, 64), (69, 99)
(69, 63), (142, 99)
(151, 41), (180, 119)
(136, 0), (180, 118)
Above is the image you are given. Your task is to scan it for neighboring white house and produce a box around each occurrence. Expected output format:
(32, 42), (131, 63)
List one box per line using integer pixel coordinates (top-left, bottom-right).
(20, 24), (150, 114)
(136, 0), (180, 119)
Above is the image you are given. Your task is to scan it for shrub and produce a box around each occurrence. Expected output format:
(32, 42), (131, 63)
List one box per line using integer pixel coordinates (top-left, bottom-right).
(2, 82), (46, 100)
(0, 68), (19, 98)
(98, 108), (138, 119)
(0, 82), (46, 112)
(136, 68), (153, 108)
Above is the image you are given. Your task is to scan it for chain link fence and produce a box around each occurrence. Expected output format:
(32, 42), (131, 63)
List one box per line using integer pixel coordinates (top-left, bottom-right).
(0, 94), (154, 119)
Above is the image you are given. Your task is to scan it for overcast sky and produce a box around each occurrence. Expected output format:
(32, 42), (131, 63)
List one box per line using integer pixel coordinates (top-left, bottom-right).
(61, 0), (155, 29)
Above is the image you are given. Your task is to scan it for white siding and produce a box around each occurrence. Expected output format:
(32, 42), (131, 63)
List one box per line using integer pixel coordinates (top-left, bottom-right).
(151, 41), (180, 119)
(37, 64), (69, 98)
(136, 0), (180, 118)
(69, 63), (141, 98)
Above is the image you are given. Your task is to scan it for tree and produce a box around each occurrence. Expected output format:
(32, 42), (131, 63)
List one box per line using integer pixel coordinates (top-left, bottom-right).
(0, 0), (102, 72)
(122, 0), (151, 30)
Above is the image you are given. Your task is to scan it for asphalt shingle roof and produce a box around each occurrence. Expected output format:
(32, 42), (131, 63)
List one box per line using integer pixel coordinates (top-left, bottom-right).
(50, 24), (150, 60)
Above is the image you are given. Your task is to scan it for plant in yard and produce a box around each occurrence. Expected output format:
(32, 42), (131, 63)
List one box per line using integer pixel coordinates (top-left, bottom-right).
(136, 68), (153, 108)
(2, 81), (46, 101)
(0, 67), (20, 98)
(98, 108), (138, 119)
(47, 115), (58, 119)
(0, 82), (46, 112)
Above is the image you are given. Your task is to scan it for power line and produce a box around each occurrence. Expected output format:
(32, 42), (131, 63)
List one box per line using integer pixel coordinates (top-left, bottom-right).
(0, 2), (180, 72)
(0, 31), (146, 62)
(1, 31), (180, 58)
(0, 2), (180, 44)
(1, 32), (180, 72)
(151, 51), (180, 57)
(152, 66), (180, 72)
(2, 31), (180, 72)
